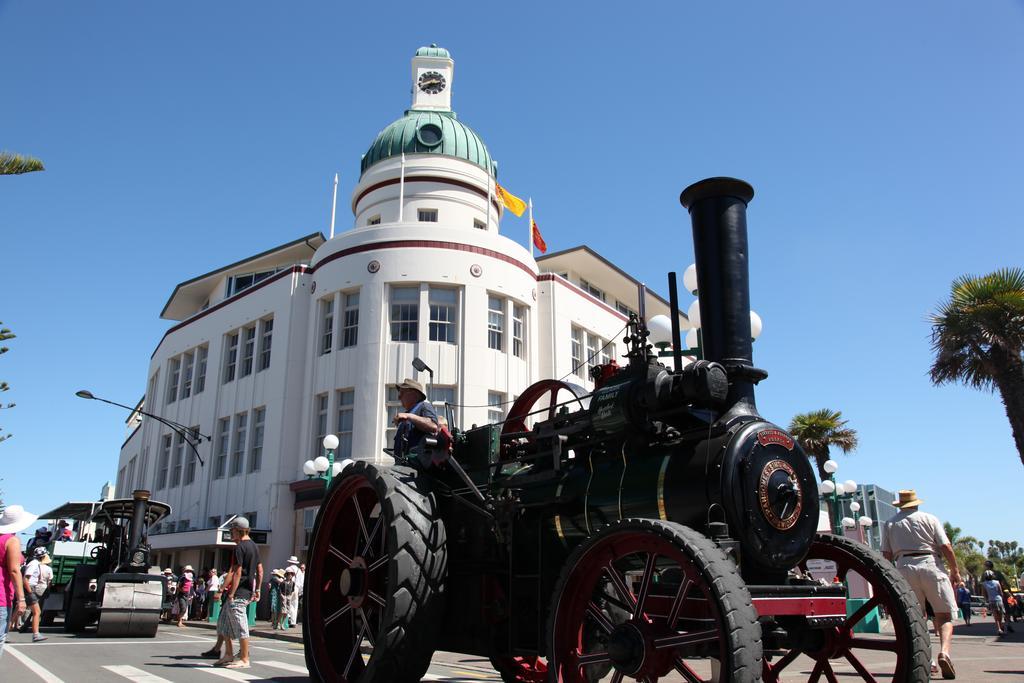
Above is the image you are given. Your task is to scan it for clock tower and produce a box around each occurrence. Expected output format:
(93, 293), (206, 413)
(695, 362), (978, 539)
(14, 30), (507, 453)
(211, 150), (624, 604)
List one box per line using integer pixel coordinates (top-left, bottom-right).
(410, 44), (454, 112)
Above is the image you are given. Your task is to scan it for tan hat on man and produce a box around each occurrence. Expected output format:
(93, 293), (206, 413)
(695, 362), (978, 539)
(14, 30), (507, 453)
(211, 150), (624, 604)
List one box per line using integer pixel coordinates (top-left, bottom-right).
(395, 378), (426, 400)
(893, 489), (924, 509)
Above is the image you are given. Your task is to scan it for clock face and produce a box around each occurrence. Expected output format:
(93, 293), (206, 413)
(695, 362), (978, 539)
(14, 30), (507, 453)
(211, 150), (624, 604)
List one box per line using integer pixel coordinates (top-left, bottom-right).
(418, 71), (446, 95)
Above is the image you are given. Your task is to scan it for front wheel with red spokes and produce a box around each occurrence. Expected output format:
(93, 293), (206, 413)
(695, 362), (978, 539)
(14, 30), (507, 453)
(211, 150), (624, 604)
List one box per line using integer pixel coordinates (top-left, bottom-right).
(303, 461), (447, 682)
(762, 533), (930, 683)
(547, 519), (763, 683)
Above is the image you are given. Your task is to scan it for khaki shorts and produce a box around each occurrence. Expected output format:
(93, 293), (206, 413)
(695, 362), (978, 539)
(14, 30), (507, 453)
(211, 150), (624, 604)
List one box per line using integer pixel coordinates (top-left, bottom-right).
(897, 556), (958, 615)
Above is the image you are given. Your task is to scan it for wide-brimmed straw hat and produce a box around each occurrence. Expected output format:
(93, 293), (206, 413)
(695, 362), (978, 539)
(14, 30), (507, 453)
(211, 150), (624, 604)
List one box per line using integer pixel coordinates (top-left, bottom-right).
(0, 505), (39, 534)
(272, 568), (286, 578)
(395, 378), (426, 400)
(893, 489), (924, 509)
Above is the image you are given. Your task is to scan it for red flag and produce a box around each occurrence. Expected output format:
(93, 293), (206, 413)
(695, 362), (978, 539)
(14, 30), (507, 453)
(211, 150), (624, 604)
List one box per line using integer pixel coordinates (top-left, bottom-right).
(531, 220), (547, 253)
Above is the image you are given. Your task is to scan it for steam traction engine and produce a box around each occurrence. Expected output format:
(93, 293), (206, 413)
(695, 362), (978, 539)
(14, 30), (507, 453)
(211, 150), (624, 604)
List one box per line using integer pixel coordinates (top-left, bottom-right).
(303, 178), (930, 682)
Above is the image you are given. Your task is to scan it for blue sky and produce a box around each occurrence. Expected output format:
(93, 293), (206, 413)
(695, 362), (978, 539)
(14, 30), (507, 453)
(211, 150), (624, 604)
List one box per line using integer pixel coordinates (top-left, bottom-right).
(2, 2), (1022, 546)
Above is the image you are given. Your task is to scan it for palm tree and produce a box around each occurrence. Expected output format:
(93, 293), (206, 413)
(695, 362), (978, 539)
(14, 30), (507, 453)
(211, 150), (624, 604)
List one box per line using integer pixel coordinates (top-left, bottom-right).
(788, 408), (859, 481)
(930, 268), (1024, 466)
(0, 151), (45, 175)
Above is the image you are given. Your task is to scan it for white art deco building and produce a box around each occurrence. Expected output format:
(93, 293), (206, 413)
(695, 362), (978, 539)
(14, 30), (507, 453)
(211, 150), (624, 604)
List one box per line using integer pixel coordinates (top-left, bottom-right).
(114, 45), (689, 573)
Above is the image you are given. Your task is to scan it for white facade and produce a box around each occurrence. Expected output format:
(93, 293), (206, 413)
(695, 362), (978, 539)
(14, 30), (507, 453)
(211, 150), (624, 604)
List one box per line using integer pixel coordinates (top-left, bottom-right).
(114, 46), (690, 574)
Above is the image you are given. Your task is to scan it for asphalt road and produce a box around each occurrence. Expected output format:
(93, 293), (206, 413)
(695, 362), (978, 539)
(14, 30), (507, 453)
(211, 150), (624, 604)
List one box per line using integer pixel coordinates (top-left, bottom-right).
(4, 617), (1024, 682)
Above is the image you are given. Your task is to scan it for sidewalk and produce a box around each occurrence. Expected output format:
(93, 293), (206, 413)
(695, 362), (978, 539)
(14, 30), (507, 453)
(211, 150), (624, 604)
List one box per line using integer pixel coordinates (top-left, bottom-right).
(184, 618), (304, 644)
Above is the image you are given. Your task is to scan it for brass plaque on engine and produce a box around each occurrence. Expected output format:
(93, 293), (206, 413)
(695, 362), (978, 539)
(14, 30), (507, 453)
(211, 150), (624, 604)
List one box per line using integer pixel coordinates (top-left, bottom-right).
(758, 459), (802, 531)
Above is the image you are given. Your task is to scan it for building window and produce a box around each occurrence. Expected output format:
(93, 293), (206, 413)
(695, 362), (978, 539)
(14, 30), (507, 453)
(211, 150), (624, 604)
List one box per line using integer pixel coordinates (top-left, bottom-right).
(171, 431), (185, 487)
(580, 278), (606, 302)
(488, 392), (505, 425)
(139, 447), (149, 491)
(228, 268), (281, 297)
(385, 387), (401, 444)
(147, 371), (160, 409)
(601, 342), (616, 365)
(336, 390), (354, 460)
(302, 508), (317, 549)
(313, 393), (328, 459)
(512, 305), (526, 359)
(167, 358), (180, 404)
(184, 426), (199, 485)
(157, 434), (172, 490)
(258, 318), (273, 371)
(208, 516), (221, 529)
(319, 297), (334, 355)
(429, 386), (457, 426)
(231, 413), (248, 476)
(418, 209), (438, 222)
(488, 296), (504, 351)
(587, 333), (601, 372)
(616, 301), (637, 318)
(214, 417), (230, 479)
(223, 333), (239, 383)
(429, 288), (457, 343)
(180, 352), (194, 399)
(241, 325), (256, 377)
(178, 520), (190, 532)
(473, 219), (486, 230)
(390, 287), (419, 342)
(244, 511), (258, 528)
(341, 292), (359, 348)
(571, 326), (584, 377)
(117, 467), (126, 498)
(248, 408), (265, 473)
(367, 215), (381, 226)
(195, 346), (208, 394)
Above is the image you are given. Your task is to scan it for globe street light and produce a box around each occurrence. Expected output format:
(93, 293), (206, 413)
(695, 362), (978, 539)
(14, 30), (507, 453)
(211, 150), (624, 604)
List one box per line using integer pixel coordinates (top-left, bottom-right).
(680, 263), (763, 359)
(302, 433), (351, 488)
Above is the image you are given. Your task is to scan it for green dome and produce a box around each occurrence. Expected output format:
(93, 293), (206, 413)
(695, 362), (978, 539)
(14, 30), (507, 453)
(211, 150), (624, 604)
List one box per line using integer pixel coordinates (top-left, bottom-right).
(360, 110), (497, 177)
(415, 44), (450, 58)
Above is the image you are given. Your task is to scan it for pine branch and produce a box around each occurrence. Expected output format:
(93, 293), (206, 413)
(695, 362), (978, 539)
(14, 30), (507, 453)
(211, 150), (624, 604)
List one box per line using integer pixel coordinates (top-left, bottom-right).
(0, 152), (45, 175)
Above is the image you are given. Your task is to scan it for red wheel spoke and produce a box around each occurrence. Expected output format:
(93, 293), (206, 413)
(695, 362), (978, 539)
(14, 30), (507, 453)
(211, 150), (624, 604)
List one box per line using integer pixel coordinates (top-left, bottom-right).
(367, 590), (386, 608)
(603, 562), (637, 611)
(610, 672), (625, 683)
(363, 514), (383, 557)
(576, 651), (610, 665)
(666, 578), (693, 629)
(366, 553), (389, 573)
(353, 497), (370, 549)
(809, 659), (825, 683)
(323, 602), (352, 627)
(328, 543), (353, 566)
(653, 628), (719, 650)
(849, 636), (899, 652)
(768, 648), (800, 675)
(844, 595), (881, 630)
(633, 553), (657, 620)
(357, 608), (375, 646)
(822, 661), (840, 683)
(674, 657), (706, 683)
(343, 622), (365, 677)
(844, 650), (878, 682)
(586, 601), (616, 634)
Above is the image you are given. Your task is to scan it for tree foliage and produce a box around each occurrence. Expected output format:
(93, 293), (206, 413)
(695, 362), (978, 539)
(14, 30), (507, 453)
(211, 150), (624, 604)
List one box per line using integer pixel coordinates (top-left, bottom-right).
(930, 268), (1024, 465)
(0, 151), (45, 175)
(0, 322), (14, 444)
(945, 522), (986, 579)
(788, 408), (859, 481)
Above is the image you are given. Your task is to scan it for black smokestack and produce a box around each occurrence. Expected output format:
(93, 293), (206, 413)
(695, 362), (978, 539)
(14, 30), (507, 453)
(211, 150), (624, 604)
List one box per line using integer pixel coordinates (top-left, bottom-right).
(128, 489), (151, 552)
(680, 177), (760, 415)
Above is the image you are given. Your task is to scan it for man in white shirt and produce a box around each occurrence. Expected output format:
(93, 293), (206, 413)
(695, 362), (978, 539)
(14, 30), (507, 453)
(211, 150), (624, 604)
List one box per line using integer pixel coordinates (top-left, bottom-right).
(882, 489), (960, 680)
(286, 556), (303, 625)
(22, 547), (53, 642)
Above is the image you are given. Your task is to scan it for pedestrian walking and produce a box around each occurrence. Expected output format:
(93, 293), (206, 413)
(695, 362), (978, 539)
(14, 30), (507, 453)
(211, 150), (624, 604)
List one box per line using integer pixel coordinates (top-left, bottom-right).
(176, 565), (194, 627)
(1, 505), (37, 659)
(268, 569), (286, 629)
(286, 555), (304, 623)
(956, 582), (972, 626)
(21, 547), (52, 641)
(208, 517), (262, 668)
(283, 564), (298, 628)
(881, 489), (961, 679)
(204, 568), (220, 620)
(981, 571), (1007, 635)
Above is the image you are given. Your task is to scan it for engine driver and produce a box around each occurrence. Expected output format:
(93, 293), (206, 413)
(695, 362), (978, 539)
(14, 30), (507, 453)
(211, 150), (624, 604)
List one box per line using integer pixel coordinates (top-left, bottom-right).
(392, 378), (438, 457)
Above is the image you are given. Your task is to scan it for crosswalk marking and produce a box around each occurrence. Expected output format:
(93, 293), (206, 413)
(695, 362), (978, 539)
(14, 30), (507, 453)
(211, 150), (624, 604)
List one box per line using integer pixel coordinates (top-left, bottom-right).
(259, 660), (308, 674)
(191, 666), (261, 681)
(5, 645), (66, 683)
(104, 665), (175, 683)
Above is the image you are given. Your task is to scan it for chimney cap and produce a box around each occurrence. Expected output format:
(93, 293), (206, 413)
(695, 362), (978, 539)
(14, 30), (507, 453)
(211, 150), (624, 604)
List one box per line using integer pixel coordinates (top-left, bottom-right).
(680, 177), (754, 210)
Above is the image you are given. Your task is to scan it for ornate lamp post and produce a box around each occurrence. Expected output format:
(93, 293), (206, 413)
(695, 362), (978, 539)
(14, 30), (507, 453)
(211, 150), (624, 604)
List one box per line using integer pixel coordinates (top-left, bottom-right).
(818, 459), (872, 537)
(302, 434), (349, 488)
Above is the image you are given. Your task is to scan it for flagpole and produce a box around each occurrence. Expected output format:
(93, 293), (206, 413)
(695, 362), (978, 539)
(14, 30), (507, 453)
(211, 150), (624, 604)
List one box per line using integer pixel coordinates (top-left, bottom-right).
(486, 170), (492, 230)
(329, 173), (339, 239)
(528, 198), (534, 257)
(398, 153), (406, 222)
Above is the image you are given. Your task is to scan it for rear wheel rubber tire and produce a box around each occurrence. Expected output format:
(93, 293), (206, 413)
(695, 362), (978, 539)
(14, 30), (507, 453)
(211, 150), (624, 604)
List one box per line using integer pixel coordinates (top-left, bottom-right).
(303, 461), (447, 682)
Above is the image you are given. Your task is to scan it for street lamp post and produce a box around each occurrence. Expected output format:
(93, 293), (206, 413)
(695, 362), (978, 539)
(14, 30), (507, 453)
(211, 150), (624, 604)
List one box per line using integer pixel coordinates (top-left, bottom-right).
(303, 434), (349, 489)
(76, 389), (211, 466)
(818, 459), (873, 537)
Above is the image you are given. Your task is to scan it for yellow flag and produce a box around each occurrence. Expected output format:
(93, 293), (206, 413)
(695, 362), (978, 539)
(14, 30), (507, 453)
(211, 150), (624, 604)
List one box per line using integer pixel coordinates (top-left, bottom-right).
(496, 183), (527, 217)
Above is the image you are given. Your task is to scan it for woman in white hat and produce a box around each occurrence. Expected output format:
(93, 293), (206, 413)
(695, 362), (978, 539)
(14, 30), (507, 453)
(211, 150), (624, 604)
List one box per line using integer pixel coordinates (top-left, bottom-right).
(1, 504), (39, 658)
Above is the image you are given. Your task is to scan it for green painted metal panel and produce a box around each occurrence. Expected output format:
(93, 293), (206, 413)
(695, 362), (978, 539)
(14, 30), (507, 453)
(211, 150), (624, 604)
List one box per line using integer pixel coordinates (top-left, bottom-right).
(360, 110), (495, 178)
